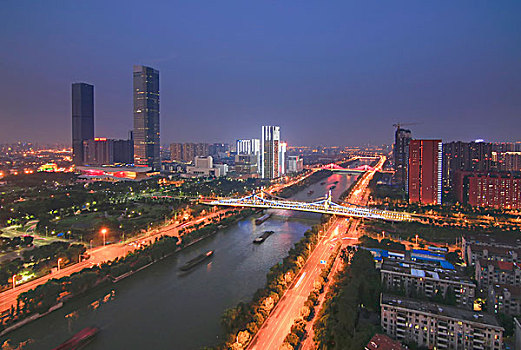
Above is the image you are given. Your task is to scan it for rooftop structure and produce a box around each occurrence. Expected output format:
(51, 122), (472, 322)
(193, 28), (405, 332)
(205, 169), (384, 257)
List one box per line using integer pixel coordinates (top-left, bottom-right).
(381, 294), (503, 350)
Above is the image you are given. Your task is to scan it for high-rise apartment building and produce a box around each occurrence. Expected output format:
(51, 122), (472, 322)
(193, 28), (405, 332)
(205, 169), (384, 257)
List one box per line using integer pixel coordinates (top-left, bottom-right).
(182, 143), (195, 162)
(170, 143), (183, 162)
(393, 128), (412, 190)
(442, 141), (494, 187)
(287, 155), (304, 173)
(113, 139), (134, 164)
(261, 126), (280, 179)
(133, 65), (160, 170)
(82, 138), (133, 166)
(237, 139), (260, 155)
(72, 83), (94, 165)
(195, 143), (209, 158)
(279, 141), (287, 175)
(455, 172), (521, 209)
(83, 138), (113, 166)
(408, 139), (442, 205)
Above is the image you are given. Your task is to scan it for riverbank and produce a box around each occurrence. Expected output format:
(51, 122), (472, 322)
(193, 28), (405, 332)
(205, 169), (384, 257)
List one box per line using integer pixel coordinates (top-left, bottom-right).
(0, 209), (253, 337)
(4, 172), (355, 350)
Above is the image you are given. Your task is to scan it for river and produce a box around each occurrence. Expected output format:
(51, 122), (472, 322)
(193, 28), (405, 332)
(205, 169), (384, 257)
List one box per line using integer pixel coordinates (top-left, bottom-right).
(4, 173), (357, 350)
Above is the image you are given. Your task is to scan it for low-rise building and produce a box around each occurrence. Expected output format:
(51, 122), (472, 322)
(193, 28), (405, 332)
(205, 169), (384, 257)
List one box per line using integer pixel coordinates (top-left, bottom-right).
(466, 244), (521, 266)
(463, 234), (521, 265)
(489, 284), (521, 316)
(185, 156), (225, 178)
(365, 333), (406, 350)
(476, 259), (521, 289)
(77, 166), (154, 181)
(235, 154), (258, 175)
(381, 259), (475, 309)
(381, 294), (503, 350)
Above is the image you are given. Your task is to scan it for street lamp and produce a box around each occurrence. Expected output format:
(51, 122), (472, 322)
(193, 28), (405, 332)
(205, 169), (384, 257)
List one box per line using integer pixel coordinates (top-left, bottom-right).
(12, 274), (16, 289)
(101, 228), (108, 246)
(57, 258), (63, 272)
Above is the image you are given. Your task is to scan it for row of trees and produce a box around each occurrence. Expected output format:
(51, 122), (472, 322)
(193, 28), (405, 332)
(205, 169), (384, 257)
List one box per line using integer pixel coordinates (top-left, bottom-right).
(0, 241), (86, 287)
(219, 223), (325, 349)
(281, 244), (342, 350)
(277, 170), (332, 198)
(358, 235), (406, 251)
(1, 208), (253, 333)
(313, 249), (381, 350)
(0, 235), (33, 252)
(1, 235), (178, 330)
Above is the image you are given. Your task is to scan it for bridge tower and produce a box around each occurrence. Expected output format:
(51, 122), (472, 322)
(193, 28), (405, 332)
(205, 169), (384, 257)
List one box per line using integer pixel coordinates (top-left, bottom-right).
(325, 189), (332, 209)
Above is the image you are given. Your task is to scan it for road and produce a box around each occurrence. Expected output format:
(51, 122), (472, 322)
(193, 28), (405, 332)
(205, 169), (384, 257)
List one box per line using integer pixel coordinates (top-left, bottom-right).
(0, 208), (231, 315)
(248, 218), (349, 350)
(0, 168), (323, 315)
(247, 156), (384, 350)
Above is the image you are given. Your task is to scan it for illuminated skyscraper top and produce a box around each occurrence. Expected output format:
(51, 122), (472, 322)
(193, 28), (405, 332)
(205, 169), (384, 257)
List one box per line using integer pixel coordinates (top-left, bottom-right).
(133, 65), (160, 170)
(72, 82), (94, 165)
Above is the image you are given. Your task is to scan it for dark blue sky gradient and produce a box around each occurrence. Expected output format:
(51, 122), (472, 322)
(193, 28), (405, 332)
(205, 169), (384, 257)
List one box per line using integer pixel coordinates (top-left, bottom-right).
(1, 1), (520, 146)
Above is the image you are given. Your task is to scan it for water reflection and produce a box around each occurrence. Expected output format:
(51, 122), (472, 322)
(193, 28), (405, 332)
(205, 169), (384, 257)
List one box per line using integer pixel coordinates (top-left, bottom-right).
(5, 174), (356, 350)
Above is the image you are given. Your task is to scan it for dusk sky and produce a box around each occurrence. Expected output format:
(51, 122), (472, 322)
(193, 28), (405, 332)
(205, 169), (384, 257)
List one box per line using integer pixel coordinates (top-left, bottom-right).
(1, 1), (520, 146)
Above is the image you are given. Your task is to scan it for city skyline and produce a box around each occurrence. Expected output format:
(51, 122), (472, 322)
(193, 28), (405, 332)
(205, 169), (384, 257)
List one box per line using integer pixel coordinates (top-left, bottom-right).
(1, 1), (521, 146)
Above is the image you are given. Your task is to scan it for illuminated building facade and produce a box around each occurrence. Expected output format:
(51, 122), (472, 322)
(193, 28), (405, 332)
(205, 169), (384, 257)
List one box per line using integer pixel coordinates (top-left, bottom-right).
(455, 171), (521, 209)
(408, 139), (442, 205)
(72, 82), (94, 165)
(287, 155), (303, 173)
(133, 65), (160, 170)
(261, 126), (280, 179)
(279, 141), (287, 176)
(77, 166), (154, 181)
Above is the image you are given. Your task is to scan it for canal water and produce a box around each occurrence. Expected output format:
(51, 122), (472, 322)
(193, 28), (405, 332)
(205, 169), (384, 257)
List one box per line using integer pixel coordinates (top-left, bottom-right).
(4, 173), (357, 350)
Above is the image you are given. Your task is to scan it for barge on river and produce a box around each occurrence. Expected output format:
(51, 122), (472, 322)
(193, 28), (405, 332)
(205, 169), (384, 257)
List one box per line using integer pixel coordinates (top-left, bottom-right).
(179, 251), (214, 271)
(255, 213), (271, 225)
(253, 231), (274, 244)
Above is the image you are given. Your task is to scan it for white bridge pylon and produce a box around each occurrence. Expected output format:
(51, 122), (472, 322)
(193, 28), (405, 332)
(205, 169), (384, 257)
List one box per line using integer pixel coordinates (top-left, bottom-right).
(204, 190), (411, 222)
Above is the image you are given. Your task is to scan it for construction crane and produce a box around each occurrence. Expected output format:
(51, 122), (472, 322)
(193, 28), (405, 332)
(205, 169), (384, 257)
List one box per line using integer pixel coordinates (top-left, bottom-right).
(393, 122), (421, 130)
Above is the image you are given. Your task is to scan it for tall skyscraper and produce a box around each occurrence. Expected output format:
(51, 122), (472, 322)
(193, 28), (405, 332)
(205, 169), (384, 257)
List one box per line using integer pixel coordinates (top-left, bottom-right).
(72, 83), (94, 165)
(261, 126), (280, 179)
(133, 65), (160, 170)
(393, 127), (412, 190)
(408, 139), (442, 205)
(279, 141), (287, 176)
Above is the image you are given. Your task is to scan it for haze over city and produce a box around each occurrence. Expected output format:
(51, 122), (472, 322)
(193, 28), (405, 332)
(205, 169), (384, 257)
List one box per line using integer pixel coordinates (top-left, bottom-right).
(1, 1), (520, 145)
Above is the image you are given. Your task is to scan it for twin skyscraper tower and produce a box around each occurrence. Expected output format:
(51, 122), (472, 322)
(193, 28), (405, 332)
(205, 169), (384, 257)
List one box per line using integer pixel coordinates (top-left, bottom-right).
(72, 65), (161, 170)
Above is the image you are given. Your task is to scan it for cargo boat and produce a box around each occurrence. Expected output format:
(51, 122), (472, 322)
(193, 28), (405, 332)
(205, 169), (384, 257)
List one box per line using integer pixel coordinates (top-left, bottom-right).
(255, 213), (271, 225)
(53, 327), (99, 350)
(253, 231), (274, 244)
(179, 251), (214, 271)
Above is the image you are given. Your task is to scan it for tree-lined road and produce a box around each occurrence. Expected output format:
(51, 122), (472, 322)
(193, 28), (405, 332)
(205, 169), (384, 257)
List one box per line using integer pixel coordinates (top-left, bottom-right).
(247, 156), (384, 350)
(0, 208), (231, 315)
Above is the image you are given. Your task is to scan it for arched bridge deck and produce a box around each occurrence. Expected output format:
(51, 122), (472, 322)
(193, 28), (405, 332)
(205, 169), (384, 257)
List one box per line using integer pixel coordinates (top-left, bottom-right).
(203, 193), (412, 222)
